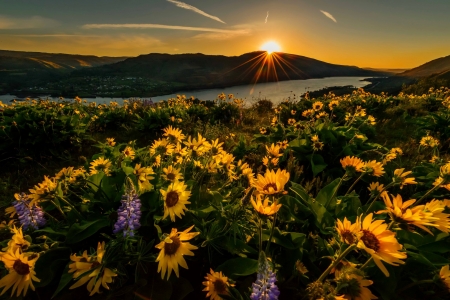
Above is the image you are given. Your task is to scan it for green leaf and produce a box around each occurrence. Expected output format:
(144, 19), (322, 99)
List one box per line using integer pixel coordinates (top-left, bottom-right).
(65, 218), (110, 244)
(35, 247), (71, 288)
(52, 265), (73, 298)
(216, 257), (258, 277)
(316, 178), (341, 208)
(170, 277), (194, 300)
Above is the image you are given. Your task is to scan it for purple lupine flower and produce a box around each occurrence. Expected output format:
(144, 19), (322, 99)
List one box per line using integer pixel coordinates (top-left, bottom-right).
(113, 191), (141, 237)
(251, 253), (280, 300)
(12, 193), (46, 230)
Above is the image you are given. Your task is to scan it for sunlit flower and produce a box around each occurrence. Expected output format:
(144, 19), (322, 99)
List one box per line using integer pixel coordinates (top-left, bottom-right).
(250, 194), (282, 216)
(2, 226), (31, 253)
(392, 168), (417, 189)
(362, 161), (385, 177)
(291, 110), (296, 115)
(336, 217), (359, 245)
(316, 111), (327, 119)
(134, 164), (154, 192)
(440, 265), (450, 291)
(150, 138), (175, 156)
(163, 125), (186, 144)
(328, 100), (339, 110)
(69, 242), (117, 296)
(89, 157), (112, 176)
(263, 156), (279, 167)
(271, 116), (278, 126)
(160, 181), (191, 222)
(367, 182), (384, 196)
(367, 115), (376, 125)
(288, 118), (296, 125)
(205, 139), (224, 155)
(203, 269), (234, 300)
(162, 165), (184, 182)
(260, 127), (267, 134)
(340, 156), (364, 173)
(355, 106), (366, 117)
(336, 271), (377, 300)
(184, 133), (208, 154)
(122, 146), (135, 160)
(356, 213), (406, 277)
(0, 248), (40, 297)
(252, 169), (290, 195)
(302, 109), (315, 118)
(28, 176), (57, 204)
(266, 143), (283, 158)
(420, 136), (439, 148)
(155, 225), (199, 280)
(277, 140), (289, 150)
(312, 101), (324, 111)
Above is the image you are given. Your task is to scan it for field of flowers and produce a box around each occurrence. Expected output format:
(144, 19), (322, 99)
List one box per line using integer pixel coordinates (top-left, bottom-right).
(1, 88), (450, 300)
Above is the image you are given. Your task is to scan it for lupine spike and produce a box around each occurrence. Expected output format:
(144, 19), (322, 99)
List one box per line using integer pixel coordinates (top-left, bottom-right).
(113, 186), (142, 237)
(250, 251), (280, 300)
(12, 192), (46, 230)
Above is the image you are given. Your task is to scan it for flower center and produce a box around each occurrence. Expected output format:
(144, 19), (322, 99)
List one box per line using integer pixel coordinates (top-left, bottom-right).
(361, 230), (380, 251)
(91, 261), (101, 269)
(166, 191), (179, 207)
(263, 183), (278, 193)
(340, 230), (355, 244)
(164, 237), (181, 255)
(213, 278), (227, 294)
(13, 259), (30, 276)
(167, 173), (176, 181)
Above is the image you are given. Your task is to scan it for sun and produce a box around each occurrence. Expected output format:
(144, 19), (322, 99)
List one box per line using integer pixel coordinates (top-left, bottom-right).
(260, 41), (281, 54)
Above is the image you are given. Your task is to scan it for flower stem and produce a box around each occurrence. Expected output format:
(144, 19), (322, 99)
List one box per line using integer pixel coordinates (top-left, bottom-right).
(318, 244), (357, 282)
(365, 182), (394, 213)
(265, 213), (278, 255)
(396, 279), (434, 294)
(415, 184), (441, 206)
(259, 217), (263, 253)
(325, 174), (347, 209)
(345, 173), (365, 196)
(359, 257), (373, 270)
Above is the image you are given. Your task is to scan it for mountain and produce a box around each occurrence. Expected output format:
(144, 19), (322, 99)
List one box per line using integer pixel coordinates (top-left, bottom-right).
(0, 50), (126, 70)
(399, 55), (450, 78)
(71, 51), (385, 88)
(0, 50), (127, 90)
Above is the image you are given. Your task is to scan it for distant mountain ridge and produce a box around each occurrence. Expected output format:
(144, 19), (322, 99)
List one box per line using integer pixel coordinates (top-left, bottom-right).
(0, 50), (127, 70)
(399, 55), (450, 78)
(72, 51), (385, 88)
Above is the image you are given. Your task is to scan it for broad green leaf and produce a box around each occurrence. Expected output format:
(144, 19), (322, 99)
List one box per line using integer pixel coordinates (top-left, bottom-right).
(35, 247), (71, 287)
(216, 257), (258, 277)
(51, 265), (73, 299)
(65, 218), (110, 244)
(316, 178), (341, 208)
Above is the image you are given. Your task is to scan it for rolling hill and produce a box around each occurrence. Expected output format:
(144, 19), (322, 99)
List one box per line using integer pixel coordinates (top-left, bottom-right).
(399, 55), (450, 78)
(72, 51), (385, 88)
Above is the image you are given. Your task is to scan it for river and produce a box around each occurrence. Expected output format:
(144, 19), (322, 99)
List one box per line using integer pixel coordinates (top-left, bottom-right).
(0, 76), (371, 105)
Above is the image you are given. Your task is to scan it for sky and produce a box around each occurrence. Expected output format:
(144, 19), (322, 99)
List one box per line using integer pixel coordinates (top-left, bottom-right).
(1, 0), (450, 68)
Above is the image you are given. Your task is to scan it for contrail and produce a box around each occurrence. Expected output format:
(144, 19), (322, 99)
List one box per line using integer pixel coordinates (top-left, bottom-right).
(82, 23), (246, 34)
(320, 10), (337, 23)
(167, 0), (225, 24)
(265, 11), (269, 23)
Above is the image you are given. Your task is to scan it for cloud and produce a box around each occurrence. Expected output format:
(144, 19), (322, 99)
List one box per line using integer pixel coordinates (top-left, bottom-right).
(320, 10), (337, 23)
(82, 23), (245, 34)
(0, 15), (58, 29)
(265, 11), (269, 24)
(192, 25), (252, 40)
(167, 0), (225, 24)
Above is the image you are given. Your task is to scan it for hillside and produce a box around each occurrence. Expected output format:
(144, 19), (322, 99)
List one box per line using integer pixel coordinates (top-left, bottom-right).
(0, 50), (127, 90)
(0, 50), (126, 70)
(399, 54), (450, 77)
(72, 51), (385, 88)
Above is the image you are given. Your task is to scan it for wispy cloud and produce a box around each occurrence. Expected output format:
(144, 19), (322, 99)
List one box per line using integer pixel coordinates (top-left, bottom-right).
(192, 25), (252, 40)
(265, 11), (269, 24)
(167, 0), (225, 24)
(82, 23), (244, 34)
(0, 15), (58, 29)
(320, 10), (337, 23)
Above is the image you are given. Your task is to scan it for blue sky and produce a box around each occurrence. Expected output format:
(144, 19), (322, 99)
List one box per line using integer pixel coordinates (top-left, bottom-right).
(1, 0), (450, 68)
